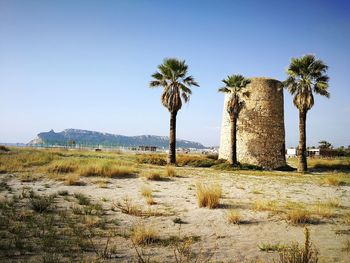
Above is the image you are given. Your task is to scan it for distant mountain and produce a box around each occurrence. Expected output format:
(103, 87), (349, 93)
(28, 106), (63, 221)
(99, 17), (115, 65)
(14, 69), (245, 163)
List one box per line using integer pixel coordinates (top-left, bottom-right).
(28, 129), (206, 149)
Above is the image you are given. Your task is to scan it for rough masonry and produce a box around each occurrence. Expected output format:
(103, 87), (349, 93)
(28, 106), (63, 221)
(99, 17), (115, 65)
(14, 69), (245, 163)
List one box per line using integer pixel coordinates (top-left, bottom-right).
(218, 77), (286, 169)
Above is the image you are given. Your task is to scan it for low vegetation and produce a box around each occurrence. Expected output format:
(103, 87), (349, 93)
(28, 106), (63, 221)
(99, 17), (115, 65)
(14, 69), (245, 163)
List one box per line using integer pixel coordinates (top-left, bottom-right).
(286, 209), (316, 225)
(140, 185), (156, 205)
(196, 182), (222, 209)
(131, 224), (159, 245)
(277, 227), (318, 263)
(227, 209), (241, 224)
(141, 170), (163, 181)
(29, 192), (56, 213)
(0, 148), (349, 261)
(79, 161), (136, 178)
(0, 145), (10, 152)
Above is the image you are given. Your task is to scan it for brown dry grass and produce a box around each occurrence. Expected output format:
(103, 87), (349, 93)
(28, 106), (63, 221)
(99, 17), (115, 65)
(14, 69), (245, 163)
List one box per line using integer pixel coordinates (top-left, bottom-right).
(64, 174), (81, 186)
(286, 209), (315, 225)
(253, 200), (278, 211)
(79, 161), (136, 178)
(227, 209), (241, 224)
(196, 182), (222, 209)
(165, 165), (177, 177)
(131, 224), (159, 245)
(141, 170), (163, 181)
(140, 185), (156, 205)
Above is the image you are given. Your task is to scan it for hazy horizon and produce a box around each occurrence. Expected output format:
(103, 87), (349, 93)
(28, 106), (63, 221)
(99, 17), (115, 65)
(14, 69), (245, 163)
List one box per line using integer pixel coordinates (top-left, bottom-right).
(1, 0), (349, 148)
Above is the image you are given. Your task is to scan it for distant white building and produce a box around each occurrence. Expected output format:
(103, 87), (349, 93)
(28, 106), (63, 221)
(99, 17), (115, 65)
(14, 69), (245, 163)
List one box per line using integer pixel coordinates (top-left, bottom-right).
(286, 148), (321, 157)
(286, 148), (297, 157)
(307, 148), (320, 157)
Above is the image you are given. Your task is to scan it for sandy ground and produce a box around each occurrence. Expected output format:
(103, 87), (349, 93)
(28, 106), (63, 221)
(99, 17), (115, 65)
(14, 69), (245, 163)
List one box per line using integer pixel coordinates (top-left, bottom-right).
(1, 167), (349, 262)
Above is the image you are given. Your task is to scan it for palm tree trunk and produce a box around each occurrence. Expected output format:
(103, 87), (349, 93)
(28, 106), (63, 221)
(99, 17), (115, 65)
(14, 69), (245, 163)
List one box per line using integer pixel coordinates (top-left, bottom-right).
(229, 115), (238, 166)
(168, 111), (177, 164)
(298, 109), (308, 172)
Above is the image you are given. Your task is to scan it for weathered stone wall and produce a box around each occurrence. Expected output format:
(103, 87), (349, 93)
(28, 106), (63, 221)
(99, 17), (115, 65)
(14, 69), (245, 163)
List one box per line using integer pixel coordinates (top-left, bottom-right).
(218, 77), (286, 169)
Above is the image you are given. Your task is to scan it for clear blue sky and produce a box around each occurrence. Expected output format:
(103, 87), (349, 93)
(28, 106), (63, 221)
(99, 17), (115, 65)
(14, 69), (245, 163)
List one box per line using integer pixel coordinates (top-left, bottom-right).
(0, 0), (349, 147)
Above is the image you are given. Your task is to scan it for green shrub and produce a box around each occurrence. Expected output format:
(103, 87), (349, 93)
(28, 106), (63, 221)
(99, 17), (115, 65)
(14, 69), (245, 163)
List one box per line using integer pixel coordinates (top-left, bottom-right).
(74, 193), (90, 205)
(136, 154), (167, 166)
(177, 155), (217, 167)
(0, 145), (10, 152)
(29, 193), (56, 213)
(277, 227), (318, 263)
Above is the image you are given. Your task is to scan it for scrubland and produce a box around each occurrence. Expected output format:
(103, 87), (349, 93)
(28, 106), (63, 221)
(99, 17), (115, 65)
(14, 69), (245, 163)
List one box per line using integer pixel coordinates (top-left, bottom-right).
(0, 147), (349, 262)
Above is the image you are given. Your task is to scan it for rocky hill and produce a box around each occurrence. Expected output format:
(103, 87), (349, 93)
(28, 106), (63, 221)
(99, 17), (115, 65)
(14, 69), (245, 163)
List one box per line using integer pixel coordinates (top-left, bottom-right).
(28, 129), (206, 149)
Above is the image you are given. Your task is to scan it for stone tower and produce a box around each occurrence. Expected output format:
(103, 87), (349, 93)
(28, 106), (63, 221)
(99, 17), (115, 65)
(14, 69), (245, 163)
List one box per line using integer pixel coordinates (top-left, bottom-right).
(218, 77), (286, 169)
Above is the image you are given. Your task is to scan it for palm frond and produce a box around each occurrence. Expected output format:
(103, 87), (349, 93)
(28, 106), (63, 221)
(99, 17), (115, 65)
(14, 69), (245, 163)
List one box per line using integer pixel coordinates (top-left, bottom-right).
(151, 58), (198, 112)
(284, 54), (330, 111)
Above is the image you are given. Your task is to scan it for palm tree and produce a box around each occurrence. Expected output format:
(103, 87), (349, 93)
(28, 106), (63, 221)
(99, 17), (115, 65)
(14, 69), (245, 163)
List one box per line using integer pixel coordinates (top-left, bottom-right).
(218, 75), (251, 166)
(284, 54), (330, 172)
(150, 58), (199, 164)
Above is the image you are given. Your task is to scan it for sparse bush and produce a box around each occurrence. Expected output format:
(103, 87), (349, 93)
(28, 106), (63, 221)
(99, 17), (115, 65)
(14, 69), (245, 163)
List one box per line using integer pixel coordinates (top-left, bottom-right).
(196, 182), (222, 209)
(227, 209), (241, 224)
(0, 145), (10, 152)
(29, 193), (55, 213)
(206, 153), (218, 160)
(58, 190), (69, 196)
(212, 161), (262, 170)
(258, 242), (286, 252)
(276, 227), (318, 263)
(131, 224), (159, 245)
(136, 154), (167, 166)
(74, 193), (90, 205)
(115, 197), (143, 216)
(177, 155), (217, 167)
(313, 159), (350, 171)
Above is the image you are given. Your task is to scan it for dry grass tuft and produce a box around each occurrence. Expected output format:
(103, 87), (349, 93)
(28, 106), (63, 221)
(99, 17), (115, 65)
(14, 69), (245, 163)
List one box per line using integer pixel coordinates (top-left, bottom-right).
(254, 200), (278, 211)
(344, 213), (350, 226)
(312, 204), (334, 219)
(323, 176), (346, 186)
(325, 198), (341, 208)
(227, 209), (241, 224)
(196, 182), (222, 209)
(64, 174), (81, 186)
(140, 185), (156, 205)
(115, 197), (143, 216)
(165, 165), (177, 177)
(131, 224), (159, 245)
(286, 209), (315, 225)
(140, 185), (152, 197)
(142, 170), (163, 181)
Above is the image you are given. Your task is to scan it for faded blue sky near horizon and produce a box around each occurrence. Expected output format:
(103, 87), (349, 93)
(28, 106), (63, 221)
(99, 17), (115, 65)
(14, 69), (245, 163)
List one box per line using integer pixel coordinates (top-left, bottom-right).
(0, 0), (349, 147)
